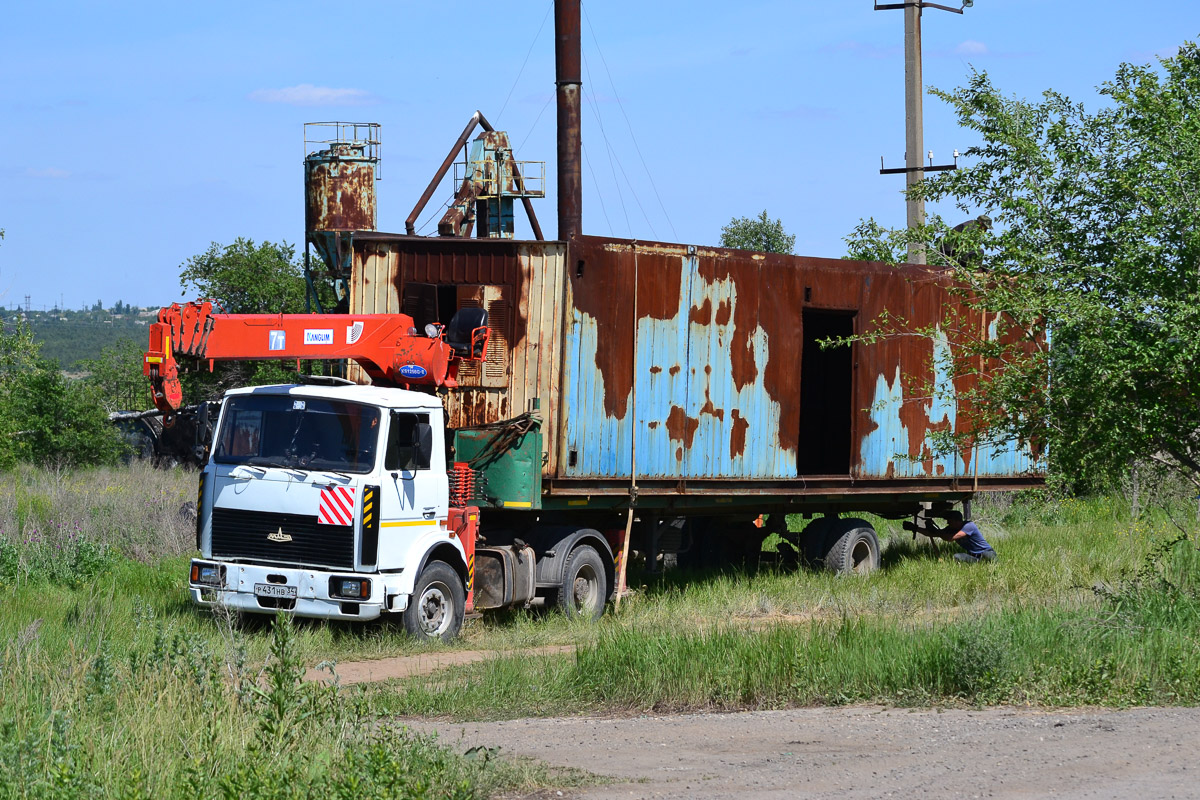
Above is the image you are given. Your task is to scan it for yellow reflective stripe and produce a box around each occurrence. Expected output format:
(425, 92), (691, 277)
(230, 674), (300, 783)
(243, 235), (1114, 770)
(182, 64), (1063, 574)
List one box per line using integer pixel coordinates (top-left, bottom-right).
(567, 499), (588, 506)
(380, 519), (442, 528)
(502, 501), (533, 508)
(362, 489), (375, 526)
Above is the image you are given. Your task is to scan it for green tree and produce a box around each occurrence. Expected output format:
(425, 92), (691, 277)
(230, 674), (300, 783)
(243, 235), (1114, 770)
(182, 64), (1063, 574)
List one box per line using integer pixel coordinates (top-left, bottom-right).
(0, 321), (123, 468)
(179, 238), (308, 314)
(175, 239), (322, 404)
(80, 337), (150, 413)
(719, 211), (796, 254)
(845, 44), (1200, 492)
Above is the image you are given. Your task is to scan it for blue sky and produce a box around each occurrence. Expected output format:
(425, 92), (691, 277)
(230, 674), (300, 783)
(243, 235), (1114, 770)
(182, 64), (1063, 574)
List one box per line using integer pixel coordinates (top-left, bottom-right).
(0, 1), (1194, 310)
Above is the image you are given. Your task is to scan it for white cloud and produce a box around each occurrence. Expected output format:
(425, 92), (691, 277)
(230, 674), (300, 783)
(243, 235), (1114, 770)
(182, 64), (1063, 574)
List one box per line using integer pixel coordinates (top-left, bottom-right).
(248, 84), (380, 107)
(955, 40), (989, 56)
(26, 167), (71, 179)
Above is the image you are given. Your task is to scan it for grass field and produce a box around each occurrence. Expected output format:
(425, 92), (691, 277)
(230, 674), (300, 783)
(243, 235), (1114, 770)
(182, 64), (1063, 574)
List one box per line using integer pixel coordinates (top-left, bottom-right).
(2, 463), (1198, 796)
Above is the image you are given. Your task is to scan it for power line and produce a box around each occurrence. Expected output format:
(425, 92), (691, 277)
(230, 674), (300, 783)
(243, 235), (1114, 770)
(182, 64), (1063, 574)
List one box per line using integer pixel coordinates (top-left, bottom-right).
(517, 94), (555, 153)
(582, 141), (615, 236)
(497, 0), (555, 126)
(580, 70), (634, 238)
(581, 3), (678, 240)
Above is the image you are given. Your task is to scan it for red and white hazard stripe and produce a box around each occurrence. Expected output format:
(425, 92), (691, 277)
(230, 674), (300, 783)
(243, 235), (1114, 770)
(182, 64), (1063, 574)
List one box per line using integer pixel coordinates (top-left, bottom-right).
(318, 485), (356, 526)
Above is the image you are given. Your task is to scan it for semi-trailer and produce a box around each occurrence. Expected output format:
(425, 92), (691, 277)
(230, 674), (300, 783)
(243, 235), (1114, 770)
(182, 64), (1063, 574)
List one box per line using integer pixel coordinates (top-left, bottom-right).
(147, 0), (1042, 640)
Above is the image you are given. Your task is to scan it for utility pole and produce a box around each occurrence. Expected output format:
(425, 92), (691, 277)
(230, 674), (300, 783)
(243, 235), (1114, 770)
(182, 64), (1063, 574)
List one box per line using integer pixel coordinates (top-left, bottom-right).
(876, 1), (972, 264)
(904, 3), (925, 263)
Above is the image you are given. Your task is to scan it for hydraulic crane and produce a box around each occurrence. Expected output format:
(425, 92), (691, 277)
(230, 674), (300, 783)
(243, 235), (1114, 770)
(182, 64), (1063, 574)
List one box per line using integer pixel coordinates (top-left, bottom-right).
(143, 300), (489, 424)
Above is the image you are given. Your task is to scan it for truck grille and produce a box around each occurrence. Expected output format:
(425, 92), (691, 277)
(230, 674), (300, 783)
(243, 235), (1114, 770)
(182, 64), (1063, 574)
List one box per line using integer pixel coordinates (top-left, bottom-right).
(211, 507), (355, 569)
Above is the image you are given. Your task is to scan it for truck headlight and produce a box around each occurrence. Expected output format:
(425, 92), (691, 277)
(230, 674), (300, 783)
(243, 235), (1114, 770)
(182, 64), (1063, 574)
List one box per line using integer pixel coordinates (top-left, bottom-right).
(190, 561), (222, 586)
(330, 577), (371, 600)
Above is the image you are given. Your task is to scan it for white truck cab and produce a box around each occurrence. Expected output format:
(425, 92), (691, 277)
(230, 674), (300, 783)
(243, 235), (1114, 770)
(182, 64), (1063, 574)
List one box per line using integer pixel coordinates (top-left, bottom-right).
(188, 383), (472, 640)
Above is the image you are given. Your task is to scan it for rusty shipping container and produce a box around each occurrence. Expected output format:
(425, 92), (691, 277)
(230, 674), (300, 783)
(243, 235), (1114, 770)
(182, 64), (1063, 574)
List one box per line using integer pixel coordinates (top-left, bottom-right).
(345, 231), (1041, 513)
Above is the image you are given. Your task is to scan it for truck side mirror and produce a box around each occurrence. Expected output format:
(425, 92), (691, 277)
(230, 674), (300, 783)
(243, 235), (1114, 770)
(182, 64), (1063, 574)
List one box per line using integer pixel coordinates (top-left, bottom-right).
(412, 422), (433, 470)
(195, 402), (210, 446)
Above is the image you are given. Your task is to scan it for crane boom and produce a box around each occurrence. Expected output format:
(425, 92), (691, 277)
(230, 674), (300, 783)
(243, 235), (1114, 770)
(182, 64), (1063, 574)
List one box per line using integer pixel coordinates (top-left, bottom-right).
(143, 301), (489, 421)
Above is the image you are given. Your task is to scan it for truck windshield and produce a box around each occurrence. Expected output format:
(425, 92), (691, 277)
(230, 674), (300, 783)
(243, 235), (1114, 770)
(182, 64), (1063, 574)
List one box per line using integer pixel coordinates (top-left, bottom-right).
(213, 395), (381, 474)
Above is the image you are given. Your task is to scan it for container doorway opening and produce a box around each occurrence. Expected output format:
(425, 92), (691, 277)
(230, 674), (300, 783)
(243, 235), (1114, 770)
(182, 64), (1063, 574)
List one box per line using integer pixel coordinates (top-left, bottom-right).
(799, 310), (855, 475)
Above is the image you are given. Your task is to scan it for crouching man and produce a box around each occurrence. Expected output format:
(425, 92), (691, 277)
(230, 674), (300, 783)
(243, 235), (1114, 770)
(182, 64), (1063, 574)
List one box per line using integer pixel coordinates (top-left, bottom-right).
(908, 510), (997, 563)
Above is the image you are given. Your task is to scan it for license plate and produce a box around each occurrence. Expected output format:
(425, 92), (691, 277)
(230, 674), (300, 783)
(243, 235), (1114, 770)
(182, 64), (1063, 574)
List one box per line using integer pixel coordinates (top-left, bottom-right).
(254, 583), (297, 599)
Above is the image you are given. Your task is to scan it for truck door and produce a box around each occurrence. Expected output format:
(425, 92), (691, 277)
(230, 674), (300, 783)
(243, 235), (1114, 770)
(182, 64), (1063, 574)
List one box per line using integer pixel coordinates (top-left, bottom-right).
(377, 410), (447, 567)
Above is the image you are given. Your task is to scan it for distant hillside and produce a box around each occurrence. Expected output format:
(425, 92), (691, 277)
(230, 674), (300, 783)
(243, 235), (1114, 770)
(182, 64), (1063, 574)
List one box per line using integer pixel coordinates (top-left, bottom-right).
(1, 308), (154, 370)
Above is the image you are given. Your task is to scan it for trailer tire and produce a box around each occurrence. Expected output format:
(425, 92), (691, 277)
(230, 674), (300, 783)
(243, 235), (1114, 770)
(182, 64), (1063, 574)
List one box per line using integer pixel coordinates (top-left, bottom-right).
(403, 560), (465, 642)
(799, 517), (837, 566)
(822, 519), (880, 575)
(556, 545), (606, 621)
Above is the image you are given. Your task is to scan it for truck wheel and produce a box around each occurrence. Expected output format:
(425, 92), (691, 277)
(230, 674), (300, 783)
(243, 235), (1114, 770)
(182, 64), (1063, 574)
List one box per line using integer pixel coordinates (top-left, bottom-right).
(557, 545), (606, 621)
(403, 560), (465, 642)
(800, 516), (836, 566)
(822, 519), (880, 575)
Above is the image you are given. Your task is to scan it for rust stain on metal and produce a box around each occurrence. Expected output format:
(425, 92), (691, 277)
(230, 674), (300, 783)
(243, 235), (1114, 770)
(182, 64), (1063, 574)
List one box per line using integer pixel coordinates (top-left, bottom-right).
(666, 406), (700, 449)
(638, 252), (684, 321)
(649, 365), (662, 374)
(689, 298), (712, 325)
(700, 258), (761, 393)
(699, 398), (725, 422)
(305, 145), (377, 232)
(669, 365), (680, 376)
(715, 298), (732, 326)
(729, 409), (748, 459)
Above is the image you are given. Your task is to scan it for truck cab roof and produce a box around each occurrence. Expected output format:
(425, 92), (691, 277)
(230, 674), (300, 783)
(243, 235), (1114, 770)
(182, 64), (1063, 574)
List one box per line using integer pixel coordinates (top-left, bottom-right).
(225, 383), (445, 412)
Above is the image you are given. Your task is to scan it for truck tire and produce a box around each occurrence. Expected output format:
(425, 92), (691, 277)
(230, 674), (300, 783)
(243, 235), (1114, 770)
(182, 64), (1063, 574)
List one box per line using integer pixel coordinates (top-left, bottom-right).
(403, 560), (465, 642)
(799, 516), (837, 566)
(821, 519), (880, 575)
(557, 545), (606, 621)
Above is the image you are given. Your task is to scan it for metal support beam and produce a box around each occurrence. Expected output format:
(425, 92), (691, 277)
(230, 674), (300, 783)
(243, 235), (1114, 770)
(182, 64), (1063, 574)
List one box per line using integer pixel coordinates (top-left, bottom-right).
(406, 111), (494, 235)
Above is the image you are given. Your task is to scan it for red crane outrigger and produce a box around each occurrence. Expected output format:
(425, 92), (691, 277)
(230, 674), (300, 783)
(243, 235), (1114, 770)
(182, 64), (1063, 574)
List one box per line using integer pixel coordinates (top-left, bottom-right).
(143, 300), (489, 423)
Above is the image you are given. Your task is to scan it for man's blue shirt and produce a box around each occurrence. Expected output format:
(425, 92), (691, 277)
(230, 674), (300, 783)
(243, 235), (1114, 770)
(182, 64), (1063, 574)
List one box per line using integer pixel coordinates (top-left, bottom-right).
(958, 521), (994, 556)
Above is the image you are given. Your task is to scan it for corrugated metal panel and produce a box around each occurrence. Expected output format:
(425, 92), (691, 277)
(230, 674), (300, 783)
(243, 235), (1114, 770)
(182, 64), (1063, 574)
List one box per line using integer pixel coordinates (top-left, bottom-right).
(561, 240), (798, 479)
(560, 236), (1041, 482)
(560, 239), (634, 476)
(516, 243), (566, 474)
(348, 237), (566, 474)
(346, 233), (1039, 486)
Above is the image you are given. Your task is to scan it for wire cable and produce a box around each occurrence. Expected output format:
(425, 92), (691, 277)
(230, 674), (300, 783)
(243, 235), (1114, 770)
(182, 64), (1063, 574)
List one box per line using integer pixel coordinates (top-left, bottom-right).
(497, 0), (554, 126)
(582, 57), (635, 238)
(415, 196), (454, 236)
(582, 3), (678, 240)
(517, 94), (555, 154)
(582, 141), (615, 236)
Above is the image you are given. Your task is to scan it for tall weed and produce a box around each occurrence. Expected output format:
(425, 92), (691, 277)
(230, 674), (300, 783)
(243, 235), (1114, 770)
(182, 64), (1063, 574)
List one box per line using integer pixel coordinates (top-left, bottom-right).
(0, 608), (570, 799)
(0, 463), (193, 585)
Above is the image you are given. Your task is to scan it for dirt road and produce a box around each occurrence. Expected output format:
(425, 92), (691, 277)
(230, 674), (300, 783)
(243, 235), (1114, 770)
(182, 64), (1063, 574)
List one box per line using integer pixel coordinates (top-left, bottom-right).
(410, 705), (1198, 799)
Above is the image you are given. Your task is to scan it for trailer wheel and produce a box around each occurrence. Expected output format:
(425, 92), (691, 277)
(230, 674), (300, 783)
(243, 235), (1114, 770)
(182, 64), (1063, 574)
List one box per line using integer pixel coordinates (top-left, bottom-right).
(799, 516), (837, 566)
(403, 560), (465, 642)
(822, 519), (880, 575)
(557, 545), (606, 621)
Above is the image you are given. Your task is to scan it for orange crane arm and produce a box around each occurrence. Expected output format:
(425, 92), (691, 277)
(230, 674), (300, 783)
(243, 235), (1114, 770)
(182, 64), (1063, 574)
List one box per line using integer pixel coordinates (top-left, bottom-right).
(143, 301), (489, 420)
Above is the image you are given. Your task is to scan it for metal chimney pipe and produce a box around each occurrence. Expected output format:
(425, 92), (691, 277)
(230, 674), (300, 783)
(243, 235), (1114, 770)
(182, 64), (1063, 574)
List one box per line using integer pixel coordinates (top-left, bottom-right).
(555, 0), (582, 241)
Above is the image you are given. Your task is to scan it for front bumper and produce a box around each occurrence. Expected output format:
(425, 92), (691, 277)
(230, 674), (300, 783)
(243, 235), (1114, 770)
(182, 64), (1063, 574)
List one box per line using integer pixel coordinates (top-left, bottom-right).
(189, 560), (405, 621)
